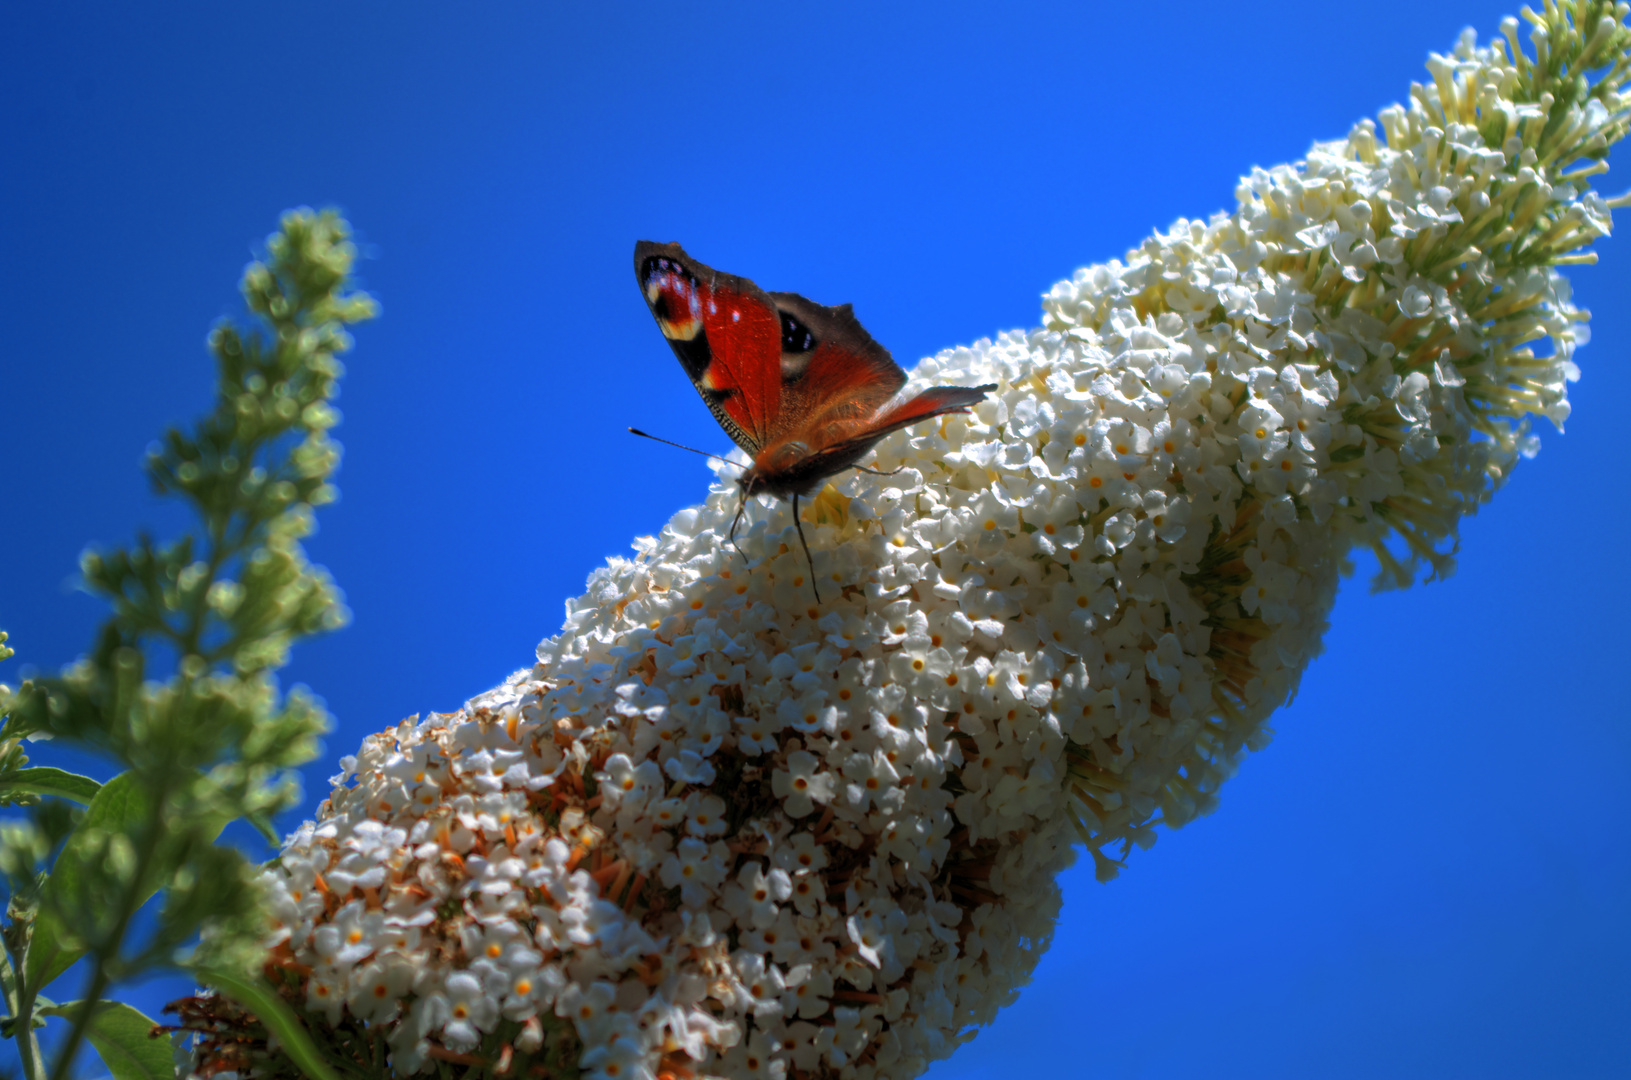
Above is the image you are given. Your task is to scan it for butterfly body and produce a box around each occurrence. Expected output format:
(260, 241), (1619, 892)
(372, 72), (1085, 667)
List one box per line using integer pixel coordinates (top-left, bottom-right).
(634, 240), (996, 596)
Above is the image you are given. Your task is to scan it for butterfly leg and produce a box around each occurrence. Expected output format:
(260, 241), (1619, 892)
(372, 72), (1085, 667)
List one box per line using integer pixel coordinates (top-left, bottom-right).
(790, 492), (821, 604)
(727, 497), (749, 564)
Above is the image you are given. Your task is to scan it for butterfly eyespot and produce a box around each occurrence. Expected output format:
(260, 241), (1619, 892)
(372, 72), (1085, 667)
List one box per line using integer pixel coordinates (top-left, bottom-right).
(779, 311), (817, 353)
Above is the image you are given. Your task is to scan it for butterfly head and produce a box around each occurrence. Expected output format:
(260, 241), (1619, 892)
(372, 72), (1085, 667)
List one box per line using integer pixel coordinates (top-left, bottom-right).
(737, 467), (769, 498)
(736, 443), (817, 502)
(738, 440), (818, 499)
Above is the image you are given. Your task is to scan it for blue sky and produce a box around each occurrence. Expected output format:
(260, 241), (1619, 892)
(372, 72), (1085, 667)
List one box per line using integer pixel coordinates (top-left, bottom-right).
(2, 2), (1626, 1077)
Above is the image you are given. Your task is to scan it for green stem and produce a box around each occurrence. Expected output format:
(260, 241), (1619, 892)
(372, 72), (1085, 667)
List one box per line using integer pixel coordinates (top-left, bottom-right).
(5, 948), (45, 1080)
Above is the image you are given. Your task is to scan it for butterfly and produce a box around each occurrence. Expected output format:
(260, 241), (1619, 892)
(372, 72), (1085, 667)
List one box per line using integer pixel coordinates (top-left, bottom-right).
(634, 240), (996, 601)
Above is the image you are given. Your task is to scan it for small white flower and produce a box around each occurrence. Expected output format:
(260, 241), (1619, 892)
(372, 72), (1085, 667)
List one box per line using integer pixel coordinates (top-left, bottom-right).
(437, 970), (499, 1050)
(304, 967), (346, 1025)
(579, 1034), (648, 1080)
(770, 749), (836, 817)
(311, 900), (384, 969)
(684, 792), (729, 837)
(555, 979), (619, 1038)
(735, 710), (784, 755)
(658, 836), (727, 906)
(347, 955), (415, 1022)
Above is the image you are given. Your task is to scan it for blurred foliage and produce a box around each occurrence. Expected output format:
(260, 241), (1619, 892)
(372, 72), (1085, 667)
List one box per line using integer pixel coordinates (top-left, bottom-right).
(0, 210), (375, 1080)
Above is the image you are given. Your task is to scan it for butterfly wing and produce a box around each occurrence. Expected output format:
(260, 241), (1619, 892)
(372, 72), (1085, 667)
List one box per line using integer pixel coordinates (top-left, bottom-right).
(764, 290), (907, 433)
(756, 384), (999, 494)
(635, 241), (996, 496)
(758, 291), (994, 484)
(634, 241), (785, 455)
(862, 384), (998, 436)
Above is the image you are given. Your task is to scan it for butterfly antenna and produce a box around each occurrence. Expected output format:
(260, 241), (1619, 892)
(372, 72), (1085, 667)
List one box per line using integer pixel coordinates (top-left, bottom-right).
(627, 427), (736, 465)
(633, 426), (752, 565)
(854, 464), (905, 477)
(791, 492), (822, 604)
(727, 496), (749, 565)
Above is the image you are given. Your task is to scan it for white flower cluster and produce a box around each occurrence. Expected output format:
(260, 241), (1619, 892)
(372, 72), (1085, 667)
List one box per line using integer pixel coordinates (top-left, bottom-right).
(236, 6), (1625, 1080)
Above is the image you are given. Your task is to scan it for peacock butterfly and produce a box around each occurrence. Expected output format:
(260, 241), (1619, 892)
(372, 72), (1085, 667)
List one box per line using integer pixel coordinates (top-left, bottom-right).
(634, 240), (996, 600)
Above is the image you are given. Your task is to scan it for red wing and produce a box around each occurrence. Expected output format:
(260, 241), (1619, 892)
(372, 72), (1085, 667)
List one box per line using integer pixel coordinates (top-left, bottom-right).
(635, 242), (988, 478)
(635, 241), (784, 455)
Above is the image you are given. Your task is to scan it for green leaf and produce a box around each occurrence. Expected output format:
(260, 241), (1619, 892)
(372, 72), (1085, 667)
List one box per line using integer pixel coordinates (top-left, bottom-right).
(27, 769), (241, 992)
(0, 766), (102, 805)
(193, 965), (342, 1080)
(39, 1000), (173, 1080)
(27, 909), (83, 1000)
(26, 772), (151, 991)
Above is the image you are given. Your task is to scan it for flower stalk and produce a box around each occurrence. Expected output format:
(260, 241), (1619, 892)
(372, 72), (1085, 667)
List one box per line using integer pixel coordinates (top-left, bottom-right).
(194, 5), (1628, 1079)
